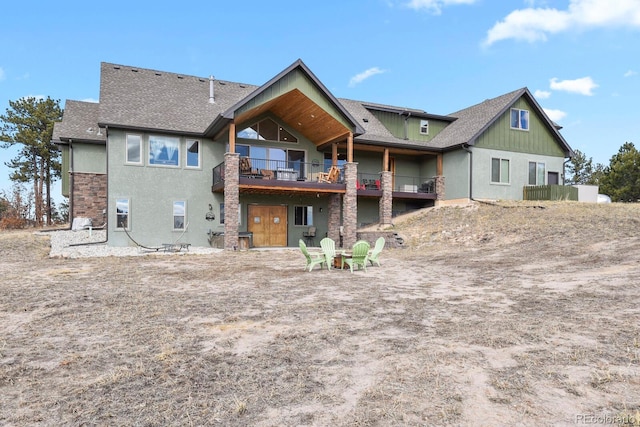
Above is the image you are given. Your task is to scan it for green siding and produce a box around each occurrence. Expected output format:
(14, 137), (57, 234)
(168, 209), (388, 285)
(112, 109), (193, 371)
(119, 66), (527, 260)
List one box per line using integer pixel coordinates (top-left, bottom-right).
(474, 98), (565, 157)
(60, 146), (70, 197)
(74, 143), (107, 174)
(235, 68), (352, 131)
(368, 110), (449, 141)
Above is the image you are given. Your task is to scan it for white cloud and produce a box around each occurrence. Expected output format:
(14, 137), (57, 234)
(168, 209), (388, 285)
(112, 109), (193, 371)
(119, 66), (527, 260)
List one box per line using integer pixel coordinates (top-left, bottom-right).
(534, 89), (552, 99)
(543, 108), (567, 122)
(405, 0), (476, 15)
(550, 77), (598, 96)
(348, 67), (387, 87)
(0, 67), (5, 81)
(624, 70), (637, 77)
(483, 0), (640, 46)
(81, 98), (99, 103)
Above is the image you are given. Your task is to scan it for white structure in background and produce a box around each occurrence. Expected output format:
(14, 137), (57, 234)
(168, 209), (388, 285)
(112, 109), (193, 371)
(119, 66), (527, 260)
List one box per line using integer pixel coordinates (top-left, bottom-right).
(572, 185), (599, 203)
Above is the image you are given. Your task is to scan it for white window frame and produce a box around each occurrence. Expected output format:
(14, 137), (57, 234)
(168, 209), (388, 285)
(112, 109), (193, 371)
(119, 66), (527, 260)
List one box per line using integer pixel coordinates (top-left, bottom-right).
(149, 135), (180, 167)
(186, 139), (201, 169)
(219, 203), (242, 225)
(510, 108), (529, 131)
(419, 119), (429, 135)
(173, 201), (186, 230)
(491, 157), (510, 184)
(125, 134), (143, 165)
(528, 161), (546, 186)
(294, 206), (313, 226)
(116, 198), (130, 230)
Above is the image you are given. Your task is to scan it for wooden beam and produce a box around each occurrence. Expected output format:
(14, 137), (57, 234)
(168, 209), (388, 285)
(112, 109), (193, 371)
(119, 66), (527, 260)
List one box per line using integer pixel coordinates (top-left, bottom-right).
(437, 153), (443, 175)
(228, 122), (236, 154)
(347, 132), (353, 163)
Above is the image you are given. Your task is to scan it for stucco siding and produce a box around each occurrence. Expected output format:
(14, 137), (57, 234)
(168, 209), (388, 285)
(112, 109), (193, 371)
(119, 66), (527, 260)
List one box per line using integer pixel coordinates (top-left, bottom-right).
(471, 147), (566, 200)
(443, 149), (470, 200)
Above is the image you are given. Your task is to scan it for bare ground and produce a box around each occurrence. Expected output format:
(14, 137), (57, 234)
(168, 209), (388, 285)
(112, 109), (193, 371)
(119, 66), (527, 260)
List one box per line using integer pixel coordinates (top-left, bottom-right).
(1, 201), (640, 426)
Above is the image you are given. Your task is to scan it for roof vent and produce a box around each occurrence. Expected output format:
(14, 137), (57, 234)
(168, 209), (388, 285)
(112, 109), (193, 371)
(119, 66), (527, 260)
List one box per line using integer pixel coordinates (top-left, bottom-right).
(209, 75), (215, 104)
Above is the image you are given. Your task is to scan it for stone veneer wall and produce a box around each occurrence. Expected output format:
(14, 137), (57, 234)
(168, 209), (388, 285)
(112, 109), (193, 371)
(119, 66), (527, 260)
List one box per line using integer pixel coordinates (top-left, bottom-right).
(327, 193), (342, 245)
(224, 153), (240, 250)
(379, 171), (393, 226)
(72, 172), (107, 226)
(341, 163), (358, 248)
(434, 175), (445, 205)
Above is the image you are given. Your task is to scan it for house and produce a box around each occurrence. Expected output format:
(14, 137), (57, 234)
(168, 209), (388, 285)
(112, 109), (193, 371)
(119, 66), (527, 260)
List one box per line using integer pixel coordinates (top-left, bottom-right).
(53, 59), (573, 250)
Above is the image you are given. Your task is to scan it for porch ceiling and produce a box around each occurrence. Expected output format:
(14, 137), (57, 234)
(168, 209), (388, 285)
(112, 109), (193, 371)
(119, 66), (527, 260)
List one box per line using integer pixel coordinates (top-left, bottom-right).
(234, 89), (350, 146)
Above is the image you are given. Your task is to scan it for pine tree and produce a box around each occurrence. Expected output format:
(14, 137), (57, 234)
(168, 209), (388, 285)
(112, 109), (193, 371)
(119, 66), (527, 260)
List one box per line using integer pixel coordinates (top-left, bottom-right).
(0, 97), (63, 226)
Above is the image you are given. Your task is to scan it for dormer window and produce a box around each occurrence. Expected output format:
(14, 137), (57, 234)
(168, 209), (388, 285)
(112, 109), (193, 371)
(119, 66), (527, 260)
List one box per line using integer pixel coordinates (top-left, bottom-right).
(237, 118), (298, 143)
(510, 108), (529, 130)
(420, 119), (429, 135)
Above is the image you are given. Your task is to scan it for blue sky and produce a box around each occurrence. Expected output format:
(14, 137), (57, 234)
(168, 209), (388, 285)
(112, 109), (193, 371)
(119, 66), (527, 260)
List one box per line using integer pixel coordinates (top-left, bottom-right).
(1, 0), (639, 201)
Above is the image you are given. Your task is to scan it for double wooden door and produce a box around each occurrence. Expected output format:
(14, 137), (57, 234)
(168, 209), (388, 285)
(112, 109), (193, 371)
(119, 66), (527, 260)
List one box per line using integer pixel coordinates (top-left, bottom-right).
(247, 205), (288, 247)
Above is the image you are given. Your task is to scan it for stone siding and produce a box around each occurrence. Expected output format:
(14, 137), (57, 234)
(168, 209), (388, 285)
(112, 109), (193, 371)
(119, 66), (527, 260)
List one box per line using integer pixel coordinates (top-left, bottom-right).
(72, 172), (107, 226)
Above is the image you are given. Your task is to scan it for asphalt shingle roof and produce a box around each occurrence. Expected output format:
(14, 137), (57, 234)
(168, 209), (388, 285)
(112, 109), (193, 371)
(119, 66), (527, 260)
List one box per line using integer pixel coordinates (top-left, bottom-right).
(53, 100), (105, 143)
(54, 62), (570, 156)
(98, 63), (257, 134)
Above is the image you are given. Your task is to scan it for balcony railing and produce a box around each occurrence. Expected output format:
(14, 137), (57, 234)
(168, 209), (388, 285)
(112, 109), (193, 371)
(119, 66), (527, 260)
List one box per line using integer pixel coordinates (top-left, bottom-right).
(213, 158), (345, 186)
(356, 173), (435, 194)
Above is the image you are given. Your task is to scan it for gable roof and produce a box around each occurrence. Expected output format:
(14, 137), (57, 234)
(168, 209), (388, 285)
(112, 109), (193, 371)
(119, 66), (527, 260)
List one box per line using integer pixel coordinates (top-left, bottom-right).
(55, 61), (571, 158)
(205, 59), (365, 140)
(429, 87), (573, 156)
(53, 100), (105, 144)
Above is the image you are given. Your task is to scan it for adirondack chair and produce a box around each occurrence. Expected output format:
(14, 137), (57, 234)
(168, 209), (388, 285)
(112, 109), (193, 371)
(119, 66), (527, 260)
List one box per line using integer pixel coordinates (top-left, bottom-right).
(318, 166), (340, 183)
(320, 237), (337, 270)
(299, 239), (327, 272)
(368, 236), (385, 267)
(343, 240), (370, 273)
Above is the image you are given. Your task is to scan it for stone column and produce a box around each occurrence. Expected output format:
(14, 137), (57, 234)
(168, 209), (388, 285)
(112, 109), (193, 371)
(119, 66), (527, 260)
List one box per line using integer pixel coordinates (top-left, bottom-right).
(342, 162), (358, 248)
(224, 153), (240, 250)
(379, 171), (393, 227)
(327, 194), (342, 245)
(434, 175), (445, 205)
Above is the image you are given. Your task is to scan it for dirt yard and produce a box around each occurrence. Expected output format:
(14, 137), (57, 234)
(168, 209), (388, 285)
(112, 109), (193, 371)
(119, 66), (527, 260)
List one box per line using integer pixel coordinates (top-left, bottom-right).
(1, 201), (639, 426)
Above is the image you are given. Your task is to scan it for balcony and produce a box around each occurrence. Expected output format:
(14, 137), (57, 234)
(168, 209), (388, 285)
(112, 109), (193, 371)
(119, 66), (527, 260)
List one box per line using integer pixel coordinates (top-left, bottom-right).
(356, 173), (436, 200)
(212, 158), (345, 194)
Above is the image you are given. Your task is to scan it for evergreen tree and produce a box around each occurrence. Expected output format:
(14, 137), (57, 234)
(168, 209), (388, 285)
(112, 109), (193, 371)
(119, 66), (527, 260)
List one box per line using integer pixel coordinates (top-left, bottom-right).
(565, 149), (605, 185)
(599, 142), (640, 202)
(0, 97), (63, 226)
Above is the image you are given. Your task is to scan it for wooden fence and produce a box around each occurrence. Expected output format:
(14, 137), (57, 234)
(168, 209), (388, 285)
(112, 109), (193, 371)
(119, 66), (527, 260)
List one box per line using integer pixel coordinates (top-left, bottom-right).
(523, 185), (578, 201)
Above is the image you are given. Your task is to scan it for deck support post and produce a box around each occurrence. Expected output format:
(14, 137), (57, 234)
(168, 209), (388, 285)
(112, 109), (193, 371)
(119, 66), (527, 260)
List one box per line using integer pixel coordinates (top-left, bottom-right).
(224, 152), (240, 250)
(342, 162), (358, 248)
(379, 171), (393, 227)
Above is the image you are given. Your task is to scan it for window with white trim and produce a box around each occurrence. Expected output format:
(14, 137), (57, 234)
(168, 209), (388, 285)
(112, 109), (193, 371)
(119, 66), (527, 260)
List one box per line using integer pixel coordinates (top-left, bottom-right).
(294, 206), (313, 226)
(219, 203), (242, 225)
(510, 108), (529, 130)
(420, 119), (429, 135)
(528, 162), (546, 185)
(186, 140), (200, 168)
(116, 198), (130, 229)
(491, 158), (510, 184)
(149, 135), (180, 166)
(126, 134), (142, 164)
(173, 201), (186, 230)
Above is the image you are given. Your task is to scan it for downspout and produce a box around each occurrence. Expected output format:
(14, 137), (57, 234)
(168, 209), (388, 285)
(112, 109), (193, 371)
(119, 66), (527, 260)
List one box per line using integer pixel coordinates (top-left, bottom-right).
(462, 143), (473, 201)
(69, 139), (74, 229)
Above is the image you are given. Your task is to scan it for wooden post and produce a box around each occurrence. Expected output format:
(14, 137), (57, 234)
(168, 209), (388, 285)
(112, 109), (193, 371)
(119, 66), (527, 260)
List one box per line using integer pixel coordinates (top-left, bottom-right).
(383, 148), (389, 172)
(436, 153), (443, 176)
(347, 132), (353, 163)
(332, 142), (338, 166)
(228, 122), (236, 154)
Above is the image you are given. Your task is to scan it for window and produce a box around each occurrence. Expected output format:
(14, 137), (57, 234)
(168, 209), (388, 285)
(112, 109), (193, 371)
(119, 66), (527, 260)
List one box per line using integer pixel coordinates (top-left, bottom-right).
(510, 108), (529, 130)
(295, 206), (313, 226)
(237, 118), (298, 143)
(186, 140), (200, 168)
(420, 119), (429, 135)
(219, 203), (241, 225)
(149, 135), (180, 166)
(126, 134), (142, 164)
(173, 201), (185, 230)
(116, 198), (129, 229)
(528, 162), (546, 185)
(491, 158), (510, 184)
